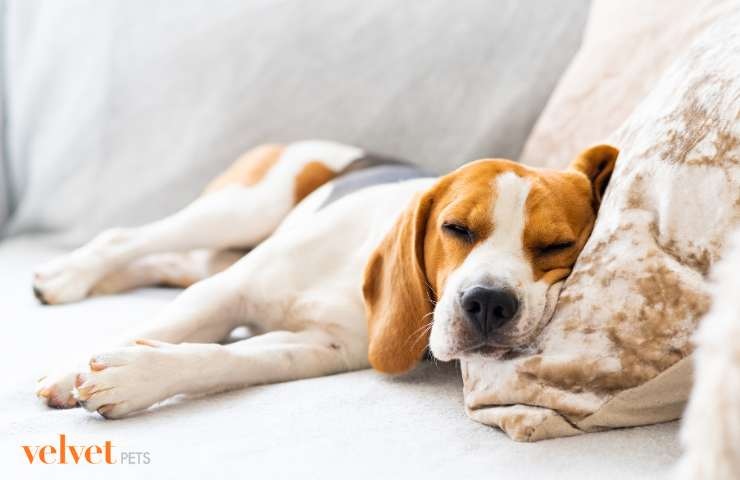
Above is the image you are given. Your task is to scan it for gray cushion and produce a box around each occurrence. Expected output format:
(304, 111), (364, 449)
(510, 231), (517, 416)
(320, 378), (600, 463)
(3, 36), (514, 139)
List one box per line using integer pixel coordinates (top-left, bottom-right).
(0, 0), (8, 233)
(3, 0), (589, 244)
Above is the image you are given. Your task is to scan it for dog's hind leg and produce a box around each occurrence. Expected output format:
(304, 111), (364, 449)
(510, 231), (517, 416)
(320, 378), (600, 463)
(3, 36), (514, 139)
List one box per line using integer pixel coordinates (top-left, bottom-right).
(32, 141), (356, 304)
(90, 249), (243, 295)
(31, 185), (285, 304)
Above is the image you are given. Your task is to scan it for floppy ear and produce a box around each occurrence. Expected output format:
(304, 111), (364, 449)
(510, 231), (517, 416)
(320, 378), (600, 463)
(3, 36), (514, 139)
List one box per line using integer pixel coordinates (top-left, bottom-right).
(362, 189), (435, 374)
(569, 144), (619, 208)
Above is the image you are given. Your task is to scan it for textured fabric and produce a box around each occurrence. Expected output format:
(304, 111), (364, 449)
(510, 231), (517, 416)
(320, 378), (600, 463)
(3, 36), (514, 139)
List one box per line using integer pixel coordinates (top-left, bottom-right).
(0, 236), (681, 479)
(519, 0), (740, 170)
(462, 12), (740, 441)
(3, 0), (589, 246)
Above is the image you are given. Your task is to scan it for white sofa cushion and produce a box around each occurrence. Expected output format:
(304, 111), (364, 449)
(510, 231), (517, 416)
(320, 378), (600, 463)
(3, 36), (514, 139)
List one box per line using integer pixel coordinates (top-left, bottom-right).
(3, 0), (589, 245)
(0, 236), (681, 479)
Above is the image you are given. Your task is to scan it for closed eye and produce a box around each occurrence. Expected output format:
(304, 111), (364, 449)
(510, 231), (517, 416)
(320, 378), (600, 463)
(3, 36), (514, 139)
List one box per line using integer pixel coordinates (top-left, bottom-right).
(538, 241), (575, 255)
(442, 222), (474, 243)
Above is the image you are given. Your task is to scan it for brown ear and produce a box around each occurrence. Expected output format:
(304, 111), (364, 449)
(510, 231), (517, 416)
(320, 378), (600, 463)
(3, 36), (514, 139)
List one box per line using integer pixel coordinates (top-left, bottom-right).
(569, 144), (619, 208)
(362, 190), (435, 374)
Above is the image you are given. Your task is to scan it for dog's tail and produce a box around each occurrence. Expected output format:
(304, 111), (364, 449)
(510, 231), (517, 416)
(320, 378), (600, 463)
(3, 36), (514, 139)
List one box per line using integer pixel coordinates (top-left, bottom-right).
(678, 226), (740, 480)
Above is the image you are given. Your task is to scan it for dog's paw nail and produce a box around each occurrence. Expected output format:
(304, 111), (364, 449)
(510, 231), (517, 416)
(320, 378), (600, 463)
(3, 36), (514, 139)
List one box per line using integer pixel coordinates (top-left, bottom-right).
(89, 360), (106, 371)
(37, 371), (81, 409)
(75, 384), (95, 401)
(32, 285), (49, 304)
(97, 404), (116, 418)
(30, 255), (103, 305)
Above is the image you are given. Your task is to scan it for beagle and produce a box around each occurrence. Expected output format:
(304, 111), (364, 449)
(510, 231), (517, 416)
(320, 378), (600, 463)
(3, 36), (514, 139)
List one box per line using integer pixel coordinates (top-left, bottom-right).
(33, 140), (617, 418)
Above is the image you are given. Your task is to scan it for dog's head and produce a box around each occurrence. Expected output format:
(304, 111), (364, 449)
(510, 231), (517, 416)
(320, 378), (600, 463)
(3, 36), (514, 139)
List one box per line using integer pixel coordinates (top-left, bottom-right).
(362, 145), (618, 373)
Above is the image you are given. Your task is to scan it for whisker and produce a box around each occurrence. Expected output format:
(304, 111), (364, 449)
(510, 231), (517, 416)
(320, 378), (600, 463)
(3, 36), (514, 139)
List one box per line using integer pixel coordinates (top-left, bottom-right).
(407, 313), (435, 349)
(409, 322), (433, 347)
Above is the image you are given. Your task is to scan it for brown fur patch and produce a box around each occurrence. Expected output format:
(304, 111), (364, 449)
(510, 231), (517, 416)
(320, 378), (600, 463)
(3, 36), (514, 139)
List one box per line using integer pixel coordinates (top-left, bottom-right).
(421, 165), (495, 294)
(524, 145), (617, 282)
(523, 170), (594, 283)
(203, 144), (284, 193)
(363, 190), (436, 374)
(294, 161), (337, 205)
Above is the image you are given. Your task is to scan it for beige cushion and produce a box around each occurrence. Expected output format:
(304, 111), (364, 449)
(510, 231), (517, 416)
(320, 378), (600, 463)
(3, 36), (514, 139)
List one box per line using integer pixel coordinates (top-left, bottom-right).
(520, 0), (740, 169)
(462, 9), (740, 441)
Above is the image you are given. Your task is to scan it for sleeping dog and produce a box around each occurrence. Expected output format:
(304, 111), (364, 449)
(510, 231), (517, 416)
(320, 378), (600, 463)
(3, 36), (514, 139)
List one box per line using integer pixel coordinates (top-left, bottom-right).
(34, 140), (617, 418)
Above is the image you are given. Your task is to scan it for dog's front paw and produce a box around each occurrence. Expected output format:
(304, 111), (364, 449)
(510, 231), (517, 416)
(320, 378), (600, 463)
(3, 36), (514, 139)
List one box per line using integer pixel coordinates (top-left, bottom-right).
(36, 371), (80, 409)
(32, 252), (105, 305)
(74, 340), (182, 419)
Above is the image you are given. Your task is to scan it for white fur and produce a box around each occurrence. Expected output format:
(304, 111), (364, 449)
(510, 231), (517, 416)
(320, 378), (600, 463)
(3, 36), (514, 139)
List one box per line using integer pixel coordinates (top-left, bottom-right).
(276, 140), (363, 172)
(678, 227), (740, 479)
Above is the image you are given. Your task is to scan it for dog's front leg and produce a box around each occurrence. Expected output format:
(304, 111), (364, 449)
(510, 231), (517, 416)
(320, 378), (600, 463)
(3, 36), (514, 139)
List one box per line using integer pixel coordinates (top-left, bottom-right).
(37, 266), (247, 408)
(74, 329), (359, 419)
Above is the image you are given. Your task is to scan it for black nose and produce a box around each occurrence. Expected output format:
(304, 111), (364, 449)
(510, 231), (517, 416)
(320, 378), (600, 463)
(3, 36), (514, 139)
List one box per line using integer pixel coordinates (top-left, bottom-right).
(461, 286), (519, 336)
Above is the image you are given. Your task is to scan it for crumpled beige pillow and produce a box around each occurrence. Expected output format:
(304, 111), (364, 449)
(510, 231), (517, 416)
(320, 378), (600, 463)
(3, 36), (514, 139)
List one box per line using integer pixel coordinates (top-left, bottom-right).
(462, 10), (740, 442)
(520, 0), (740, 170)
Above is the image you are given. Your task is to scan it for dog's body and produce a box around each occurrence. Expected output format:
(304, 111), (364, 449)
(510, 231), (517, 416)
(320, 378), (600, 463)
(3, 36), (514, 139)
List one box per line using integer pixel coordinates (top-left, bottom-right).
(34, 140), (617, 418)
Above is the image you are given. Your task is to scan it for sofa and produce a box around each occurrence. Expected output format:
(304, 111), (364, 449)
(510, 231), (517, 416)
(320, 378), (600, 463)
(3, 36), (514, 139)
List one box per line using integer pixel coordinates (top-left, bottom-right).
(1, 1), (689, 478)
